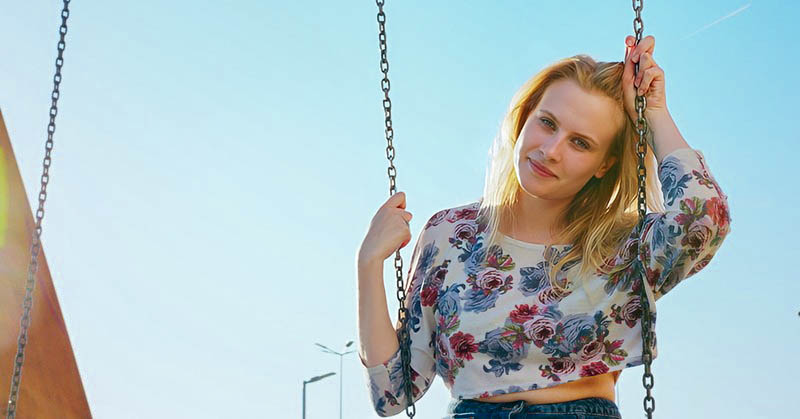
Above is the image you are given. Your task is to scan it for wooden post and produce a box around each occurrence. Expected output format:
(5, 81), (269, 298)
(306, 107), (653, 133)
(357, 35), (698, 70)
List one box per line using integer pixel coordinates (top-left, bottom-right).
(0, 109), (92, 418)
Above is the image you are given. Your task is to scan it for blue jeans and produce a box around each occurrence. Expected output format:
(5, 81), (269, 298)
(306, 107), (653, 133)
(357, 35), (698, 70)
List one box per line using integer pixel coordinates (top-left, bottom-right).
(445, 396), (622, 419)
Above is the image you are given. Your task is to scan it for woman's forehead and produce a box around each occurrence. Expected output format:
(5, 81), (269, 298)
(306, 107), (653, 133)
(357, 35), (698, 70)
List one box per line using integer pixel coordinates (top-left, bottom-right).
(536, 80), (622, 146)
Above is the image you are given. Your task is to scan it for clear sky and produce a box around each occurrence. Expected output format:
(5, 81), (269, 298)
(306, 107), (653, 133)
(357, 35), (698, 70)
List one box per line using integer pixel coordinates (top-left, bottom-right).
(1, 1), (798, 418)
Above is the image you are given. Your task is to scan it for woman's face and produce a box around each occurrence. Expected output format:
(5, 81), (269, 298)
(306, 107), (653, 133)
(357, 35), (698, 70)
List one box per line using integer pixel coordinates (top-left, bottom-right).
(514, 79), (622, 201)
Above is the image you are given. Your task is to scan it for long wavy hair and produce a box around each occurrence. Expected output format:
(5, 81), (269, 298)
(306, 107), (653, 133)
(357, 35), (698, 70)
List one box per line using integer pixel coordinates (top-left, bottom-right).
(477, 54), (665, 293)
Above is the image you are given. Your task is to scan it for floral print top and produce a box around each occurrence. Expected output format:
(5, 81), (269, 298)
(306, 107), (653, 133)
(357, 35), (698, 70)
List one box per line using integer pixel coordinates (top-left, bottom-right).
(359, 147), (731, 417)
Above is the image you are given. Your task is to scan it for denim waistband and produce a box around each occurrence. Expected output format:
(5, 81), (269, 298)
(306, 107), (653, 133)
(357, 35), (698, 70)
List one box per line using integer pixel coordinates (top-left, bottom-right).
(446, 396), (621, 418)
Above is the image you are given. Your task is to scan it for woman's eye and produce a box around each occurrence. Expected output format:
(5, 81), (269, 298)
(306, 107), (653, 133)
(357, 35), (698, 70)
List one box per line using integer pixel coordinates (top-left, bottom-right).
(574, 139), (590, 149)
(540, 117), (590, 150)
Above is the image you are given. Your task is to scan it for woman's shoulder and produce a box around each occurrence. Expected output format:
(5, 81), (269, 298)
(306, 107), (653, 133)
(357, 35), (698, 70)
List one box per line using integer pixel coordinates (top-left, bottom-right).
(413, 200), (486, 258)
(423, 199), (482, 232)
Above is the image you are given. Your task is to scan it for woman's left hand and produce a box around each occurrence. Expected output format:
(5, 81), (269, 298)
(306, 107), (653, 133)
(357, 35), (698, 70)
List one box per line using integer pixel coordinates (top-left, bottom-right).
(622, 35), (667, 124)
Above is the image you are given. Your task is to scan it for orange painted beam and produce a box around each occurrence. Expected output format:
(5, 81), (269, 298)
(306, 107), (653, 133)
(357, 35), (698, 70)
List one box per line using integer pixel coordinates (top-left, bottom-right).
(0, 109), (91, 418)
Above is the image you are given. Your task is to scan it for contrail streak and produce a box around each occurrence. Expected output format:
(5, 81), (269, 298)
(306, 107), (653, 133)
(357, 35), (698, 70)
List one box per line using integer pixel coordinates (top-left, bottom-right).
(681, 3), (751, 41)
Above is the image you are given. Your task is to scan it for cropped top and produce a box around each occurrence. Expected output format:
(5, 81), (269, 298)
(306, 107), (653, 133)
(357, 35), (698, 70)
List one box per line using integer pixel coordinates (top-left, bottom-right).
(359, 147), (732, 417)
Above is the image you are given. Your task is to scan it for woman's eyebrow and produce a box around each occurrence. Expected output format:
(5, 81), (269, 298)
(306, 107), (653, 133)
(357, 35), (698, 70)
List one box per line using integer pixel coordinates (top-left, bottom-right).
(539, 109), (598, 146)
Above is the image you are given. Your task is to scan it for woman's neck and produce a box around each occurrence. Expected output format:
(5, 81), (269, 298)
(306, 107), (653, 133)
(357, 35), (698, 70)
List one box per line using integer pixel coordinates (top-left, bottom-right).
(501, 200), (570, 245)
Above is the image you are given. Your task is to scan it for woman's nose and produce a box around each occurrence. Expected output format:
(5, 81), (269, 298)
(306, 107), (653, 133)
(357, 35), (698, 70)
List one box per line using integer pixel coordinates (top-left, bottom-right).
(539, 136), (563, 161)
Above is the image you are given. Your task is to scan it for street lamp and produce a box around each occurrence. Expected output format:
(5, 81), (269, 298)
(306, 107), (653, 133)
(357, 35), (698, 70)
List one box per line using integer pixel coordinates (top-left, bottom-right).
(315, 341), (356, 419)
(303, 372), (336, 419)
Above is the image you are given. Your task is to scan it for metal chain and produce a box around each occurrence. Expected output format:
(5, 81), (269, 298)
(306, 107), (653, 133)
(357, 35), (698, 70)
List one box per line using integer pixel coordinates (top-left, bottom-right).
(375, 1), (416, 417)
(631, 0), (656, 418)
(6, 1), (71, 417)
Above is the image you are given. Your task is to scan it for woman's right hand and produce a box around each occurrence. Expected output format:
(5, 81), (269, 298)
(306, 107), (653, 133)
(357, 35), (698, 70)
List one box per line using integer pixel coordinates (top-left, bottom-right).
(358, 191), (414, 267)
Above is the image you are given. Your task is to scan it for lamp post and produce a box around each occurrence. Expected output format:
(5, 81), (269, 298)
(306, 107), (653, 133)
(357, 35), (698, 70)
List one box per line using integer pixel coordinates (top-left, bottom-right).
(303, 372), (335, 419)
(315, 341), (355, 419)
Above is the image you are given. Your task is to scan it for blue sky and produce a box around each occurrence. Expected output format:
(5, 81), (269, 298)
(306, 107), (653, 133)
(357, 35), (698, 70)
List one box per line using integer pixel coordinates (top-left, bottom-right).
(1, 1), (798, 418)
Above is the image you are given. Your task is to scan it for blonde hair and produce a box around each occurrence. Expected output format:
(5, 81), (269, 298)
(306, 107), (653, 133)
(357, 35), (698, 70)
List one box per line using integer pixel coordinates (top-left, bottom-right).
(478, 54), (665, 293)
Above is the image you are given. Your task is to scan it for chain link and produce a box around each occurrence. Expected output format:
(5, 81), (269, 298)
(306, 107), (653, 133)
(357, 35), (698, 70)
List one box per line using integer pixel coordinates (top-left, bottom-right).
(631, 0), (656, 418)
(375, 1), (416, 417)
(6, 1), (71, 417)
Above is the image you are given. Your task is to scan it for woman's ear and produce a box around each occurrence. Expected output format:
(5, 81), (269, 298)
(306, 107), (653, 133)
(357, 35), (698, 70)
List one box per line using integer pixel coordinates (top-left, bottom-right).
(595, 155), (618, 179)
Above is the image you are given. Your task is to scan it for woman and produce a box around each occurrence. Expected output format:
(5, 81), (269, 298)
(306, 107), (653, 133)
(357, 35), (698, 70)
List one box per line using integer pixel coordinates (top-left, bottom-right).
(356, 35), (732, 418)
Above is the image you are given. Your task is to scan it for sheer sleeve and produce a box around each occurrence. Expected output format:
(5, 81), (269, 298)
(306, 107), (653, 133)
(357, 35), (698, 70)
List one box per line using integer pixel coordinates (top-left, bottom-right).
(635, 147), (732, 301)
(359, 214), (442, 417)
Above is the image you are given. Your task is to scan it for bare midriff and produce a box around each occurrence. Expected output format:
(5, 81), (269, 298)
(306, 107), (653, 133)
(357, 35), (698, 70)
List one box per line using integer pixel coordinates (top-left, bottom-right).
(475, 370), (620, 405)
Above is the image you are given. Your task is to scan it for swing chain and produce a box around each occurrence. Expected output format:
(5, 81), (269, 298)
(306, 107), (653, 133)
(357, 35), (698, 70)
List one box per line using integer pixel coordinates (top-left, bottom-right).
(375, 1), (416, 417)
(6, 1), (71, 418)
(632, 0), (656, 418)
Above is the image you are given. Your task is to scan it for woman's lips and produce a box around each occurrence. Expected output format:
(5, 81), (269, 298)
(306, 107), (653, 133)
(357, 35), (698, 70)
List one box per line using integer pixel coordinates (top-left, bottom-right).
(529, 159), (556, 178)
